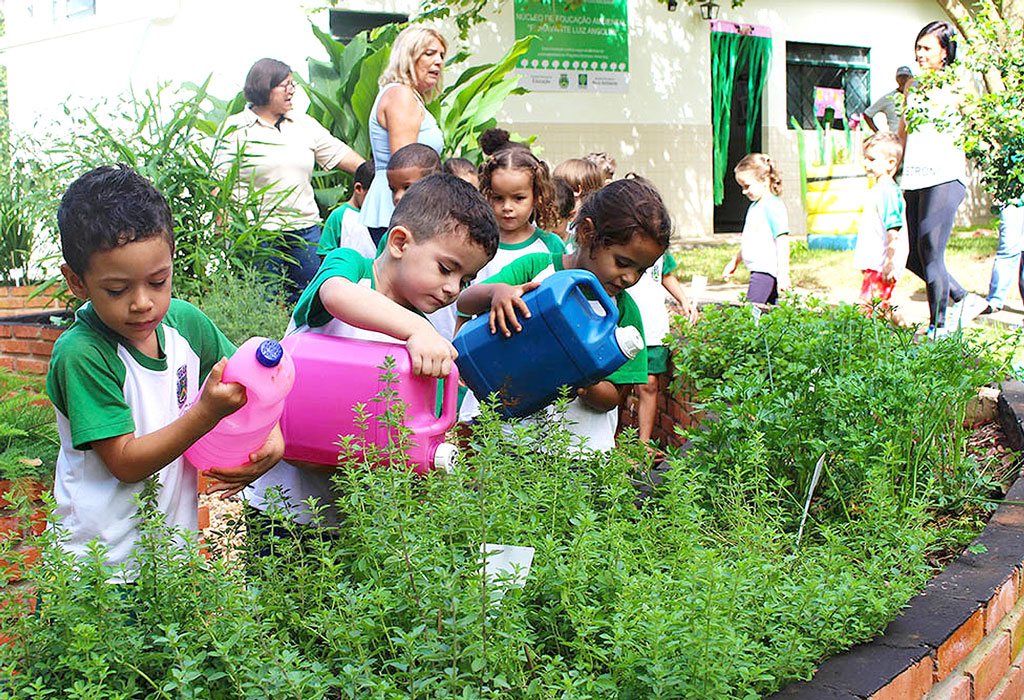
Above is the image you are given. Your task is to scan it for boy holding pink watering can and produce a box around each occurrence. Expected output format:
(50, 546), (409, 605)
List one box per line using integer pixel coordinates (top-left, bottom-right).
(245, 174), (498, 526)
(46, 165), (284, 582)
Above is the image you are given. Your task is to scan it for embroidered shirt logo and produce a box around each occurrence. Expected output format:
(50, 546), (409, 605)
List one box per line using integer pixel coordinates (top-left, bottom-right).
(176, 365), (188, 408)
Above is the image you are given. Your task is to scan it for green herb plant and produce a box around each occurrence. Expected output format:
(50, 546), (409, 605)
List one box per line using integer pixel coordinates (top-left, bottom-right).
(1, 305), (1005, 698)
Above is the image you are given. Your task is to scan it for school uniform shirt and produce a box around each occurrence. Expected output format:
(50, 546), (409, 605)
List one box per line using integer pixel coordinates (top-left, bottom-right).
(431, 228), (565, 342)
(245, 248), (417, 523)
(853, 180), (909, 277)
(461, 252), (647, 453)
(625, 252), (677, 348)
(46, 300), (235, 582)
(740, 194), (789, 277)
(318, 203), (375, 259)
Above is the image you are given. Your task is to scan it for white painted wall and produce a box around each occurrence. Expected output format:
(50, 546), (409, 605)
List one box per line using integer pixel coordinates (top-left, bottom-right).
(2, 0), (982, 240)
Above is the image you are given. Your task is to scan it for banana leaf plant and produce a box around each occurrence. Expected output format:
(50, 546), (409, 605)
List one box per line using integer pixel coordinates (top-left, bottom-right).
(300, 22), (533, 213)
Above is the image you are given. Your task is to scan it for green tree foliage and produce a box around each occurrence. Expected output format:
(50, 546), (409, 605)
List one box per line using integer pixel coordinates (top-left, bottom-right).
(40, 79), (293, 303)
(909, 1), (1024, 203)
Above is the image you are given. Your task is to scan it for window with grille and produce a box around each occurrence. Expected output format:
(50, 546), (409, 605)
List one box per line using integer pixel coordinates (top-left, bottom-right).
(787, 42), (870, 129)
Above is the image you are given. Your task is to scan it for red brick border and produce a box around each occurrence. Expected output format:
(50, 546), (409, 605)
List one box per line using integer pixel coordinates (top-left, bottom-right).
(0, 310), (72, 375)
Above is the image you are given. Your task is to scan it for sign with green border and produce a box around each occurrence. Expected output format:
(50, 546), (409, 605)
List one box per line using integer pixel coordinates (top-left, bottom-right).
(513, 0), (629, 93)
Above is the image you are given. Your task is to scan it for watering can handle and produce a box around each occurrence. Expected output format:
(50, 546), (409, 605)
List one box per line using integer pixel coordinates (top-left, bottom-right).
(574, 274), (618, 324)
(422, 363), (460, 434)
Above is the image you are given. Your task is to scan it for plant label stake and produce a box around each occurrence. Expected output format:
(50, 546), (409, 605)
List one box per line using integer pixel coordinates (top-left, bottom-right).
(751, 306), (762, 327)
(481, 543), (534, 605)
(796, 453), (826, 546)
(691, 275), (707, 306)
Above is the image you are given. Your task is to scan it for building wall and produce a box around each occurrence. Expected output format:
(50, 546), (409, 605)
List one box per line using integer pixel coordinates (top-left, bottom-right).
(0, 0), (988, 243)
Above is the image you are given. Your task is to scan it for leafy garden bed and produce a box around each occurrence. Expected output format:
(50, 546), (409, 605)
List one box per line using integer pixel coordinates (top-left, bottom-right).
(0, 299), (1016, 698)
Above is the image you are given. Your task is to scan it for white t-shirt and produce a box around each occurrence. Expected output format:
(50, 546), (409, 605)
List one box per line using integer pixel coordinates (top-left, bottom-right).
(218, 107), (353, 230)
(901, 86), (966, 190)
(245, 249), (407, 524)
(431, 228), (565, 342)
(46, 301), (235, 582)
(319, 203), (375, 259)
(853, 180), (909, 277)
(625, 252), (677, 348)
(740, 194), (789, 277)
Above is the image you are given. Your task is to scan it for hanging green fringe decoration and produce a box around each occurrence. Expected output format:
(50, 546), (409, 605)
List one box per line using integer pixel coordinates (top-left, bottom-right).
(711, 31), (772, 206)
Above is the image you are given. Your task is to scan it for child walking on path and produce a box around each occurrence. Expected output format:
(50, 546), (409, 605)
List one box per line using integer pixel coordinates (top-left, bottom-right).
(47, 165), (284, 582)
(318, 160), (375, 259)
(722, 154), (790, 304)
(853, 132), (909, 317)
(457, 177), (671, 453)
(627, 251), (698, 450)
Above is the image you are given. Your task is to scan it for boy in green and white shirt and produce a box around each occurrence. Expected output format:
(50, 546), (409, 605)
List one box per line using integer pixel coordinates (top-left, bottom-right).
(245, 174), (499, 524)
(317, 160), (375, 259)
(47, 165), (284, 581)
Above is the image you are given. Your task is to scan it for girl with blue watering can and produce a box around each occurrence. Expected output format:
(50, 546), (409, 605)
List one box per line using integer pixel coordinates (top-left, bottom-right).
(456, 177), (671, 453)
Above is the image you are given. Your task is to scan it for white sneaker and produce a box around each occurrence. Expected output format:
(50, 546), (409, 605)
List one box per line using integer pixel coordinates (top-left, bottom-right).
(945, 293), (987, 329)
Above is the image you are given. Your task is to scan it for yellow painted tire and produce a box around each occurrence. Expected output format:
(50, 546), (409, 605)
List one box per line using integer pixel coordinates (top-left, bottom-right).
(806, 212), (860, 235)
(805, 190), (868, 215)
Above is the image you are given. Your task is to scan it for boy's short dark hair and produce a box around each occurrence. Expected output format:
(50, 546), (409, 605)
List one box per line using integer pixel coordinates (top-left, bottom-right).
(389, 143), (442, 175)
(354, 160), (375, 189)
(390, 174), (498, 258)
(58, 164), (174, 276)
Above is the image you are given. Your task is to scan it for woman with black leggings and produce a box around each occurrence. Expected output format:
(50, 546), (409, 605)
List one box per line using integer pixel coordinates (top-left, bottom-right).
(899, 21), (985, 334)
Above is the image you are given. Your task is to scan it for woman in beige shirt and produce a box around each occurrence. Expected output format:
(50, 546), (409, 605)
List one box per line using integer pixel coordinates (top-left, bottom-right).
(221, 58), (364, 302)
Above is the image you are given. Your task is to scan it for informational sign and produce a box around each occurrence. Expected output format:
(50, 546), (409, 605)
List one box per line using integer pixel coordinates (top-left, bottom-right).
(513, 0), (629, 93)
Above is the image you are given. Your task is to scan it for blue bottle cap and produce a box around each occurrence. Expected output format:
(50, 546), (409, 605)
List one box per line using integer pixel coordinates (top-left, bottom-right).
(255, 339), (284, 368)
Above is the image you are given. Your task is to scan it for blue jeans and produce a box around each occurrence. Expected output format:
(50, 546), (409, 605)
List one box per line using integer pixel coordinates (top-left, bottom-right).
(264, 224), (323, 304)
(986, 205), (1024, 310)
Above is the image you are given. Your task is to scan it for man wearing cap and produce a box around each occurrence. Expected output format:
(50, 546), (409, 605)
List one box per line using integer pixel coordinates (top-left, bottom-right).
(863, 66), (914, 133)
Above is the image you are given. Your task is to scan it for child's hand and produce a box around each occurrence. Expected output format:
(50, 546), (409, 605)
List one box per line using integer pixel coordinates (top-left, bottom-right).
(406, 324), (457, 378)
(195, 358), (247, 423)
(881, 262), (896, 284)
(489, 281), (540, 337)
(203, 424), (284, 499)
(722, 259), (738, 281)
(670, 298), (700, 324)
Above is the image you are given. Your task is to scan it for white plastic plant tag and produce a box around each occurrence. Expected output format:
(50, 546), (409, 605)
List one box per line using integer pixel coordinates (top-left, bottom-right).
(796, 453), (826, 546)
(751, 305), (762, 327)
(481, 543), (534, 604)
(691, 275), (707, 305)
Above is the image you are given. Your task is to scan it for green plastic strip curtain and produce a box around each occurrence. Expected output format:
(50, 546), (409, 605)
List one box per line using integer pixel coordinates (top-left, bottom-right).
(711, 31), (772, 206)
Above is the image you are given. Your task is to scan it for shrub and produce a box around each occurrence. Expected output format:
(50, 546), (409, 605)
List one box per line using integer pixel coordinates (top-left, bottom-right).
(40, 81), (294, 303)
(2, 305), (1003, 698)
(188, 267), (292, 347)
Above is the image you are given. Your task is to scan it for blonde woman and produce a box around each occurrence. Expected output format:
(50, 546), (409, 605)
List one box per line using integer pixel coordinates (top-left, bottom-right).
(360, 26), (447, 243)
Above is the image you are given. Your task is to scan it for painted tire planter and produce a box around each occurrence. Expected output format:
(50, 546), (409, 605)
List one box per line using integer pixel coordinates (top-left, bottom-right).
(805, 163), (869, 251)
